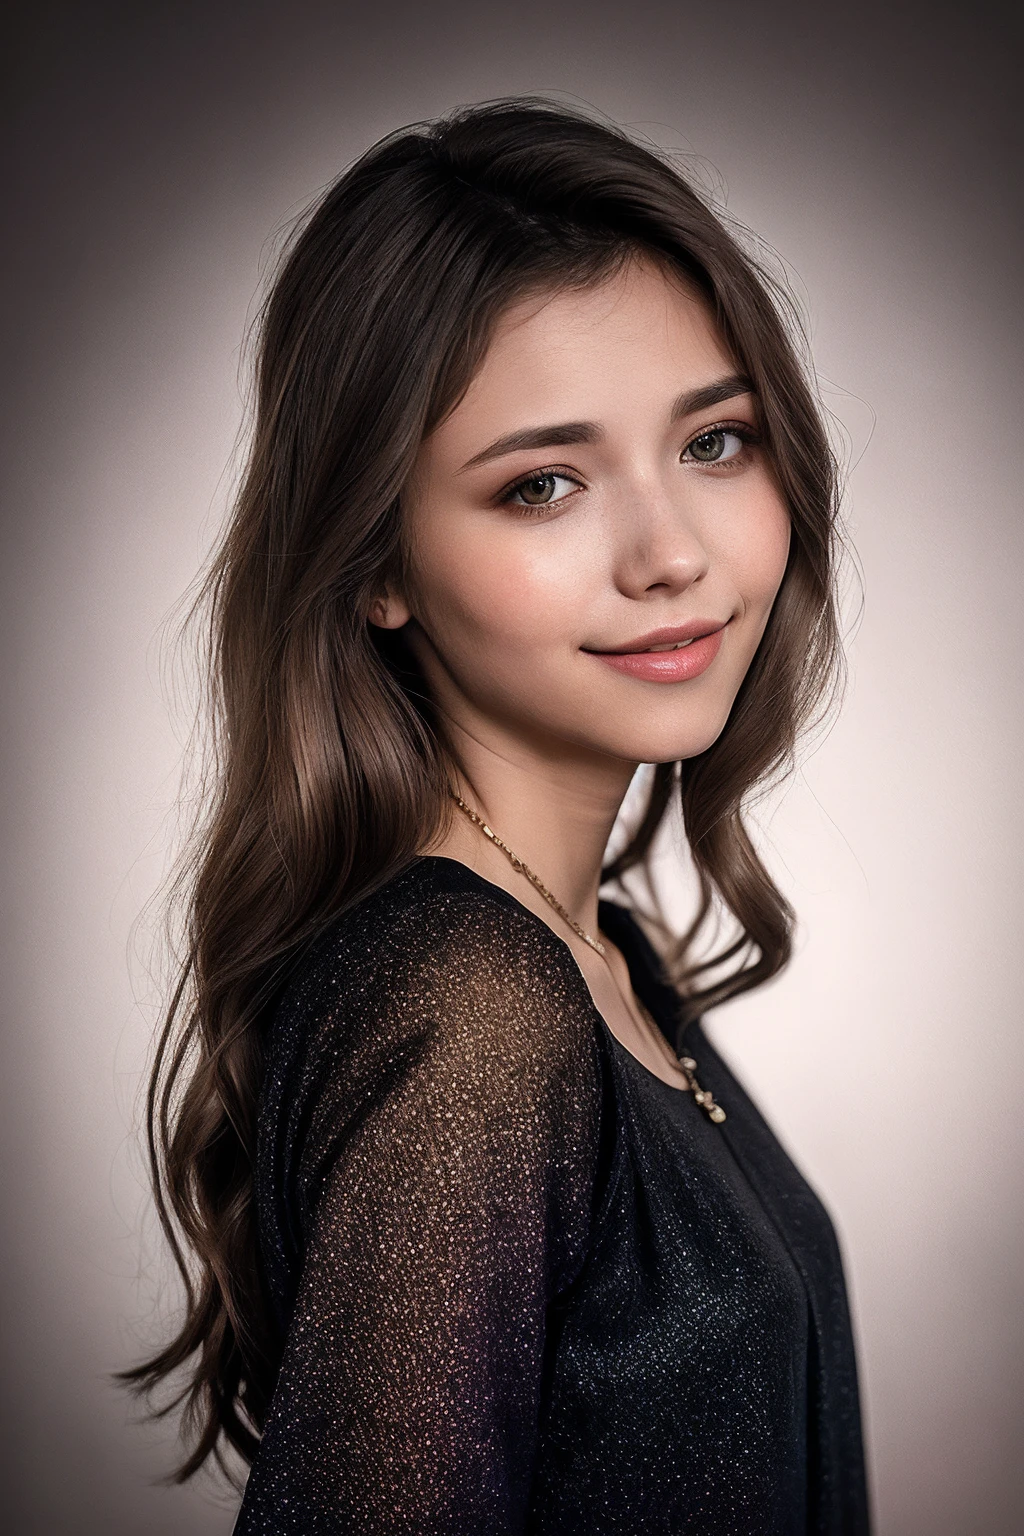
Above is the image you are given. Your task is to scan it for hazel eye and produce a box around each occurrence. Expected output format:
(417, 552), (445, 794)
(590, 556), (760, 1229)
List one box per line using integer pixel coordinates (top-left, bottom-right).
(507, 471), (579, 506)
(685, 428), (746, 464)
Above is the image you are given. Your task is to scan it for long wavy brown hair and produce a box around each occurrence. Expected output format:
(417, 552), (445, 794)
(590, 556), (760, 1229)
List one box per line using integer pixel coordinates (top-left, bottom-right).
(122, 98), (845, 1481)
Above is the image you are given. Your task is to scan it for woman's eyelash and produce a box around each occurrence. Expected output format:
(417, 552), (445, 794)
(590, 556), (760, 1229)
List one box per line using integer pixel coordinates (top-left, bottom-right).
(496, 467), (584, 507)
(682, 421), (761, 461)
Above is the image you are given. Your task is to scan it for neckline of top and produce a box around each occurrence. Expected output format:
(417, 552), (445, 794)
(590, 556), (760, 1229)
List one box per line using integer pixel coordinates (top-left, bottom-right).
(411, 854), (693, 1095)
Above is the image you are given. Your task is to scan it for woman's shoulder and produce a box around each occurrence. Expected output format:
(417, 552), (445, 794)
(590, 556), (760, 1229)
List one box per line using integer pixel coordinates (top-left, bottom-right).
(268, 855), (606, 1100)
(258, 858), (615, 1314)
(286, 854), (597, 1007)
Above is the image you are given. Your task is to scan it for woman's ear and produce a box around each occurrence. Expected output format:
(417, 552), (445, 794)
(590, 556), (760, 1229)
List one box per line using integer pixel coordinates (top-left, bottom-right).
(367, 588), (413, 630)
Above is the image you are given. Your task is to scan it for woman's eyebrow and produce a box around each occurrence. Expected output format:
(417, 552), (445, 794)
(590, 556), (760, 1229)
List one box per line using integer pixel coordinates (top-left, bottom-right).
(670, 372), (754, 421)
(458, 372), (755, 474)
(459, 421), (599, 472)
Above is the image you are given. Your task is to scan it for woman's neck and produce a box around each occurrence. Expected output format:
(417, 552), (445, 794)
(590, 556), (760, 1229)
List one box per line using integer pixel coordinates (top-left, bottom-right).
(425, 719), (638, 939)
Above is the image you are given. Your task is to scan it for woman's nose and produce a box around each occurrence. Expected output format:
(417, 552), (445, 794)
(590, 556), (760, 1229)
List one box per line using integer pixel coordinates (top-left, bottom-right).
(611, 482), (711, 599)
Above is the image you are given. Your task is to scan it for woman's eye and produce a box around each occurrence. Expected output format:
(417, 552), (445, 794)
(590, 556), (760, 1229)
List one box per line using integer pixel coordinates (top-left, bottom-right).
(505, 471), (579, 507)
(684, 428), (748, 465)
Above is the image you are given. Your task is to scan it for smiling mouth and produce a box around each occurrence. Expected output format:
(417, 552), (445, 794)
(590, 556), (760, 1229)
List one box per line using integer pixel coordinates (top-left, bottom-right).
(585, 620), (728, 656)
(581, 621), (728, 683)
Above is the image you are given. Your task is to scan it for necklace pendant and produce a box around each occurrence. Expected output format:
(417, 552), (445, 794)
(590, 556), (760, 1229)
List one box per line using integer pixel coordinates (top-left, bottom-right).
(678, 1055), (726, 1124)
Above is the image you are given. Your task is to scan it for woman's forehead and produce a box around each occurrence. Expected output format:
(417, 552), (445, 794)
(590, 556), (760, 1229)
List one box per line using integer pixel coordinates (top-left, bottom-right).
(425, 263), (734, 466)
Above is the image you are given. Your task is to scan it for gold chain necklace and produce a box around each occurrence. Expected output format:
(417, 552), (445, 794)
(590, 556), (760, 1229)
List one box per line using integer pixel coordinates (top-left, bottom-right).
(452, 794), (607, 954)
(451, 793), (726, 1124)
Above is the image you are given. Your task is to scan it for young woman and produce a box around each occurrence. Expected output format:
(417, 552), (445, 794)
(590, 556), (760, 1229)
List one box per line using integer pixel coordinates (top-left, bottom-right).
(127, 99), (870, 1533)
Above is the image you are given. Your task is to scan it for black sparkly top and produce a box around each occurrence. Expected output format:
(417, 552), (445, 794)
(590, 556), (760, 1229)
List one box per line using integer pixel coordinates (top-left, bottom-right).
(235, 857), (870, 1534)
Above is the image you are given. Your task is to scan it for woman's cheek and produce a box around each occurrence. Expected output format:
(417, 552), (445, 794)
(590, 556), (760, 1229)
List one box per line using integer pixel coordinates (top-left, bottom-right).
(717, 491), (791, 613)
(440, 529), (590, 652)
(760, 511), (793, 608)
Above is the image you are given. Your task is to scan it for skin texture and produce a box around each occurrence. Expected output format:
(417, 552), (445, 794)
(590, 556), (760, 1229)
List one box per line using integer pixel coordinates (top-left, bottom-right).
(370, 257), (791, 1085)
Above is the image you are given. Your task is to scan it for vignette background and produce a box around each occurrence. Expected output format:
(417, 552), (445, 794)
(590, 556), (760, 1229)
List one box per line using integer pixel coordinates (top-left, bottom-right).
(3, 2), (1021, 1531)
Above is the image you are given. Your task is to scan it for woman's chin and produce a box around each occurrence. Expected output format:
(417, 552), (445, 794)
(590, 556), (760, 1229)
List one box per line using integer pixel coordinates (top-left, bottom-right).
(572, 711), (734, 768)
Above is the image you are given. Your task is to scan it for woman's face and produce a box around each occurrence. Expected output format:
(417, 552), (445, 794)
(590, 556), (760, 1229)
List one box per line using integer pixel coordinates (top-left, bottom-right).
(382, 256), (791, 770)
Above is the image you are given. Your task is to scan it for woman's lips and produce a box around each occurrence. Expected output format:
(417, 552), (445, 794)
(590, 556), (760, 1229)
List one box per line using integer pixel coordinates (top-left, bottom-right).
(586, 625), (726, 682)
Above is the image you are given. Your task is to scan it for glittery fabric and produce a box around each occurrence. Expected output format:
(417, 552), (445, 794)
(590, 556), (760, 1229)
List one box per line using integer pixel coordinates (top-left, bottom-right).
(235, 857), (869, 1534)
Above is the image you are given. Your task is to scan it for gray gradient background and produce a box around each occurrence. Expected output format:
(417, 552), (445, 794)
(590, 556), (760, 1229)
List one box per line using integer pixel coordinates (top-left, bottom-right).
(3, 2), (1022, 1532)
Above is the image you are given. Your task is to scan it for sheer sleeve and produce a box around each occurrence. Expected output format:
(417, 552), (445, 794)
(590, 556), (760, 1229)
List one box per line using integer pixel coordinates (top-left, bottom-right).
(235, 872), (607, 1535)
